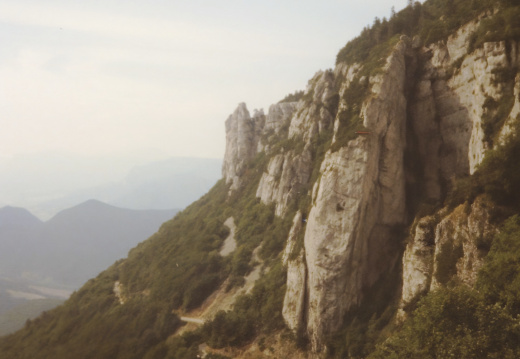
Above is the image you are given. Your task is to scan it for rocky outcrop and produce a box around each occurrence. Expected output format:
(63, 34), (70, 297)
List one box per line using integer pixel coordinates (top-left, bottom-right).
(219, 217), (236, 257)
(499, 69), (520, 142)
(256, 150), (313, 217)
(448, 40), (516, 173)
(400, 197), (497, 311)
(256, 71), (337, 216)
(258, 102), (298, 153)
(400, 24), (519, 316)
(282, 212), (307, 333)
(113, 281), (125, 305)
(289, 71), (337, 142)
(220, 11), (520, 357)
(400, 214), (440, 309)
(222, 103), (265, 191)
(411, 25), (520, 186)
(431, 197), (497, 289)
(281, 30), (519, 353)
(293, 40), (410, 352)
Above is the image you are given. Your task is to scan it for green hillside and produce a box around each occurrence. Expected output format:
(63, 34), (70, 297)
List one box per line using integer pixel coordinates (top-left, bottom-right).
(0, 298), (63, 337)
(0, 162), (296, 358)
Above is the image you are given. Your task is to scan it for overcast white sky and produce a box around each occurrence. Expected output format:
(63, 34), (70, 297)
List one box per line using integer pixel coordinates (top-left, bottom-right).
(0, 0), (410, 160)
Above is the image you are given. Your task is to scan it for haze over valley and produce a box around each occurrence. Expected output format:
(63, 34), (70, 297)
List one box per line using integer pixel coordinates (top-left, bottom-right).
(0, 154), (222, 220)
(0, 154), (221, 335)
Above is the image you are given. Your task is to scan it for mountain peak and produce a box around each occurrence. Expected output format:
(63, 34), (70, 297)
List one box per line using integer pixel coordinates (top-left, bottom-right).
(0, 206), (42, 228)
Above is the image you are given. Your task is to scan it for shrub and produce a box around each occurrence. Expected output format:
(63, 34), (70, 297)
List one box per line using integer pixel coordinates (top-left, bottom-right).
(278, 90), (304, 103)
(200, 261), (287, 348)
(369, 287), (520, 359)
(478, 215), (520, 315)
(434, 240), (463, 285)
(446, 118), (520, 209)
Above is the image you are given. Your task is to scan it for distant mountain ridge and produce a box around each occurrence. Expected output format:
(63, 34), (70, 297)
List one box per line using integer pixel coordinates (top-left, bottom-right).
(0, 200), (177, 289)
(0, 200), (177, 337)
(0, 207), (42, 228)
(19, 156), (222, 220)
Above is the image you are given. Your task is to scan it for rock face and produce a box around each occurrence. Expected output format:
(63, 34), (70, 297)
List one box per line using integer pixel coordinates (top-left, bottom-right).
(256, 150), (313, 217)
(282, 212), (307, 333)
(222, 103), (265, 191)
(223, 102), (302, 194)
(401, 197), (497, 310)
(220, 12), (520, 356)
(400, 214), (437, 309)
(303, 40), (409, 351)
(255, 71), (337, 216)
(500, 69), (520, 142)
(258, 102), (298, 153)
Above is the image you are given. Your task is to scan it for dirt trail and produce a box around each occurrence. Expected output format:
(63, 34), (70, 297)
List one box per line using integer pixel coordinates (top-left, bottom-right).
(176, 218), (267, 335)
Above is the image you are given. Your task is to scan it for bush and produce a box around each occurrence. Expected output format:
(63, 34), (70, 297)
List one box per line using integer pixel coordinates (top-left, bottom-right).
(447, 118), (520, 209)
(434, 240), (464, 285)
(200, 260), (287, 348)
(278, 90), (304, 104)
(478, 215), (520, 315)
(370, 287), (520, 359)
(336, 0), (499, 66)
(469, 6), (520, 52)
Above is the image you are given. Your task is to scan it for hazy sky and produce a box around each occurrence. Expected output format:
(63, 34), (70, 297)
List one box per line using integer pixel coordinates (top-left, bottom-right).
(1, 0), (410, 160)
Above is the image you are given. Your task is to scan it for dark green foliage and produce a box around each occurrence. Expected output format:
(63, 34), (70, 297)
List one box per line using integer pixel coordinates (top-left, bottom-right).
(371, 216), (520, 358)
(326, 251), (404, 359)
(478, 215), (520, 316)
(469, 7), (520, 52)
(369, 287), (520, 359)
(163, 335), (200, 359)
(200, 260), (287, 348)
(0, 298), (64, 336)
(336, 0), (513, 66)
(434, 240), (464, 285)
(0, 269), (183, 359)
(278, 90), (304, 103)
(447, 119), (520, 209)
(446, 175), (475, 209)
(481, 68), (517, 146)
(118, 180), (231, 311)
(331, 76), (370, 152)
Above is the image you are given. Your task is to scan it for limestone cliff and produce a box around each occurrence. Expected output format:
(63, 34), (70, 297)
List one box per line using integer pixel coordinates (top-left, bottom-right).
(220, 8), (520, 356)
(399, 22), (519, 315)
(400, 196), (497, 312)
(222, 103), (265, 192)
(302, 40), (410, 351)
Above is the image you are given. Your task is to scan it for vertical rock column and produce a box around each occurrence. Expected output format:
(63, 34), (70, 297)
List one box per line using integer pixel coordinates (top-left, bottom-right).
(296, 40), (410, 352)
(222, 103), (265, 192)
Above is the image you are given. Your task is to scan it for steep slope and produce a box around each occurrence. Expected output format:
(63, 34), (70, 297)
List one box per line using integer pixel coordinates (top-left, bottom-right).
(0, 297), (63, 336)
(1, 0), (520, 358)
